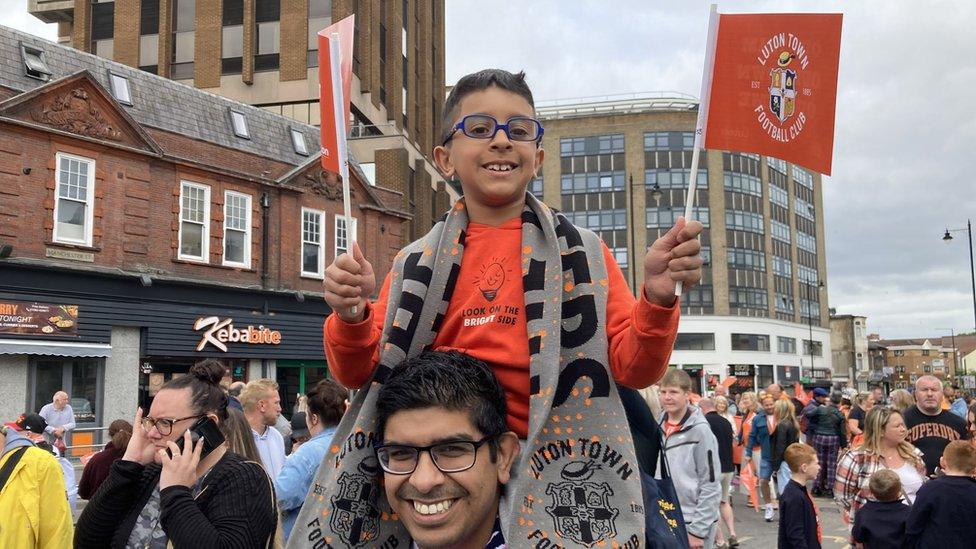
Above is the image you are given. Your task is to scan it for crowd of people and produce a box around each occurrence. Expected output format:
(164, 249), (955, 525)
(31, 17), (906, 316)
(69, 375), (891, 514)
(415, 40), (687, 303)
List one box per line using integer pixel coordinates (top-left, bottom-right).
(4, 67), (976, 548)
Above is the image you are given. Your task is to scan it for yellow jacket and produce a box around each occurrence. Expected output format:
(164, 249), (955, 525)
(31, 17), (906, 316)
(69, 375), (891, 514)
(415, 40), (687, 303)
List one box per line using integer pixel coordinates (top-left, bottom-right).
(0, 442), (74, 548)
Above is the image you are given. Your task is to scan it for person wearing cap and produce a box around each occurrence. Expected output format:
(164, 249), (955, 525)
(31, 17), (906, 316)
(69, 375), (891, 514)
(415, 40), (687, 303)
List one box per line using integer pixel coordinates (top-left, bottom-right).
(288, 411), (311, 451)
(802, 388), (829, 443)
(275, 378), (347, 541)
(0, 413), (74, 548)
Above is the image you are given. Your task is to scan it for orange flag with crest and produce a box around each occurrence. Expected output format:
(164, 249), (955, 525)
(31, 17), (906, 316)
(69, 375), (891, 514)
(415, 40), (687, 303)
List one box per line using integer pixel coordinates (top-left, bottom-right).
(702, 13), (843, 175)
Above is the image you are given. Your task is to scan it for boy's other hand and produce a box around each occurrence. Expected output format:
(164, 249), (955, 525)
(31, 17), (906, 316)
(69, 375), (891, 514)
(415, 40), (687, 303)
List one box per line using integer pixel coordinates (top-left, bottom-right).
(643, 216), (704, 307)
(324, 241), (375, 323)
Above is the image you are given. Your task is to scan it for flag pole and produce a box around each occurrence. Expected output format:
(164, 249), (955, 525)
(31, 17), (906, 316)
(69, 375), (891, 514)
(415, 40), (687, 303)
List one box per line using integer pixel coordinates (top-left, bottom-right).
(676, 4), (720, 297)
(329, 32), (356, 315)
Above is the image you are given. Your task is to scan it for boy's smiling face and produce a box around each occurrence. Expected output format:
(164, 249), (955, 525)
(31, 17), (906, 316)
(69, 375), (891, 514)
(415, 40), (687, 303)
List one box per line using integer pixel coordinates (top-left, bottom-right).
(434, 86), (544, 222)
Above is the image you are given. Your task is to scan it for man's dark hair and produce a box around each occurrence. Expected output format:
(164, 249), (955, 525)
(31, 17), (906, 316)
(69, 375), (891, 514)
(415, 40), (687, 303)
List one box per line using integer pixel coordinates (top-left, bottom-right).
(830, 392), (843, 405)
(376, 350), (508, 460)
(307, 378), (346, 428)
(440, 69), (535, 145)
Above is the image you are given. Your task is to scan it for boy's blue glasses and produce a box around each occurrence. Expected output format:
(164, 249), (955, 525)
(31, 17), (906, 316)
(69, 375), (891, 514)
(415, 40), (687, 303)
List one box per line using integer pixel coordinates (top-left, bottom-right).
(442, 114), (544, 146)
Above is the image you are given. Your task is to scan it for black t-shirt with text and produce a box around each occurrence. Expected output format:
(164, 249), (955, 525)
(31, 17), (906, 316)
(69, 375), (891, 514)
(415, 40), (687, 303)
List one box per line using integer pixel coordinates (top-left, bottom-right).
(903, 405), (969, 475)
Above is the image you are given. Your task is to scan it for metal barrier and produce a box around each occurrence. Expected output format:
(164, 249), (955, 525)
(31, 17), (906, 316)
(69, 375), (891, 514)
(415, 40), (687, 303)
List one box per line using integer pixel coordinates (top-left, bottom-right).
(65, 426), (110, 461)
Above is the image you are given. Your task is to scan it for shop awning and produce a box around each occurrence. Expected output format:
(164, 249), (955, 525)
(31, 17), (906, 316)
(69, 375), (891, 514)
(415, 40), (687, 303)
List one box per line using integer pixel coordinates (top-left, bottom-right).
(0, 339), (112, 357)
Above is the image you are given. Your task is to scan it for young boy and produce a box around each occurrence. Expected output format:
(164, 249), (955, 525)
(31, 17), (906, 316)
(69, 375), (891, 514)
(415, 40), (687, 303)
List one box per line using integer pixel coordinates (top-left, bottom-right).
(778, 443), (822, 549)
(903, 440), (976, 547)
(850, 469), (910, 548)
(658, 369), (720, 549)
(311, 69), (705, 546)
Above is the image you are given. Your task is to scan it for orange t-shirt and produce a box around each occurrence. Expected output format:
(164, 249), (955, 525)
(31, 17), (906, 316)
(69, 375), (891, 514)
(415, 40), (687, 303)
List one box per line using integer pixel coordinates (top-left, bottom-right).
(324, 217), (680, 438)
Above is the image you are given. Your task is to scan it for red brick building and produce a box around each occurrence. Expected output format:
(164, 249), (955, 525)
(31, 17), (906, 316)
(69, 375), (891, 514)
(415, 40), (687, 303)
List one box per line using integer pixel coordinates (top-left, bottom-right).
(0, 25), (406, 433)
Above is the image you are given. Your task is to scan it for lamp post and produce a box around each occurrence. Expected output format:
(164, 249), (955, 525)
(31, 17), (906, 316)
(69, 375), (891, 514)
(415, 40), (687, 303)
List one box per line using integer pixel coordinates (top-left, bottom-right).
(942, 219), (976, 339)
(805, 280), (826, 381)
(628, 174), (663, 292)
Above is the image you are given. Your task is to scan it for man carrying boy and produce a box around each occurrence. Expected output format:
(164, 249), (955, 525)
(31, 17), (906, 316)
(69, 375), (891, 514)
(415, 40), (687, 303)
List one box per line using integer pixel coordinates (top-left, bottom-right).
(903, 440), (976, 547)
(303, 69), (705, 546)
(659, 370), (721, 549)
(778, 443), (822, 549)
(850, 469), (910, 549)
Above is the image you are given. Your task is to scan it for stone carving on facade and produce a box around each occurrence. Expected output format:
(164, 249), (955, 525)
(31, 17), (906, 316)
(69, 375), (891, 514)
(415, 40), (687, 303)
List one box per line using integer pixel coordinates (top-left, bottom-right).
(29, 87), (123, 141)
(303, 170), (354, 201)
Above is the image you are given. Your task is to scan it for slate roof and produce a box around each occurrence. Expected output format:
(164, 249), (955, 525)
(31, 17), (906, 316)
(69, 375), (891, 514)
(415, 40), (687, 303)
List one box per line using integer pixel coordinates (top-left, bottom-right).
(0, 24), (319, 167)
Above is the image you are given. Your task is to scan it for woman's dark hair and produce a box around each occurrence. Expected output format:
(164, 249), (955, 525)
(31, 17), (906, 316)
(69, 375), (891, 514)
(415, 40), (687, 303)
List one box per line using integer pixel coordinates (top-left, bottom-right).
(307, 378), (347, 428)
(108, 419), (132, 453)
(160, 359), (229, 422)
(440, 68), (535, 144)
(376, 350), (508, 460)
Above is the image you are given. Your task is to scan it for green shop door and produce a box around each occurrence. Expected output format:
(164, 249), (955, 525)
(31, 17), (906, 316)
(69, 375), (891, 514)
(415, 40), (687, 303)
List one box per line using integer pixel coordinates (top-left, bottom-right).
(276, 360), (329, 419)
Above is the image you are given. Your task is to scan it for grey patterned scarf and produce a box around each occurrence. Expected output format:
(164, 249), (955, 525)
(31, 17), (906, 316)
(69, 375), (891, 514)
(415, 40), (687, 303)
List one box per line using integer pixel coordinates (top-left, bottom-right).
(288, 193), (645, 548)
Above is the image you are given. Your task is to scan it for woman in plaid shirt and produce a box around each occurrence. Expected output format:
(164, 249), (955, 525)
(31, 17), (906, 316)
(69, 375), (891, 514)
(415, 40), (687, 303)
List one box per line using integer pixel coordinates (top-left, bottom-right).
(834, 407), (926, 527)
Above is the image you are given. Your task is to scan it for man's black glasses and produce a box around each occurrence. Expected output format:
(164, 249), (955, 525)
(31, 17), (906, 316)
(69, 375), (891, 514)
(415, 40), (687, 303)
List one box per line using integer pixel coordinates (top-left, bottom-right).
(374, 434), (498, 475)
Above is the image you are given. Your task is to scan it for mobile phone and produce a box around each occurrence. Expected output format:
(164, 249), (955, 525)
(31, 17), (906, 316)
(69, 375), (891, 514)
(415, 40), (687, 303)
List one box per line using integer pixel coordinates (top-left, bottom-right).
(168, 416), (225, 459)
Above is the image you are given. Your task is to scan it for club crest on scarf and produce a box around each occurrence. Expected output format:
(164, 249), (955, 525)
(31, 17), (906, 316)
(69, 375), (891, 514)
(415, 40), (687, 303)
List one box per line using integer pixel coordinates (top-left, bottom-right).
(541, 460), (621, 547)
(329, 458), (382, 547)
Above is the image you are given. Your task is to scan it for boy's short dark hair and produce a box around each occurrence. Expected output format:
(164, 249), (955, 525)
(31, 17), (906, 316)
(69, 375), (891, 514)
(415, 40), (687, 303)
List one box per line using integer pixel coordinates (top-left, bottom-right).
(868, 468), (902, 502)
(376, 350), (508, 460)
(784, 442), (817, 472)
(943, 440), (976, 473)
(440, 69), (535, 144)
(307, 378), (347, 428)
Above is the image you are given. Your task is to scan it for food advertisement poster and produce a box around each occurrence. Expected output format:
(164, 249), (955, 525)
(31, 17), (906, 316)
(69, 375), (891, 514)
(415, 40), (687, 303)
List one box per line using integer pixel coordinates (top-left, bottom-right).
(0, 302), (79, 336)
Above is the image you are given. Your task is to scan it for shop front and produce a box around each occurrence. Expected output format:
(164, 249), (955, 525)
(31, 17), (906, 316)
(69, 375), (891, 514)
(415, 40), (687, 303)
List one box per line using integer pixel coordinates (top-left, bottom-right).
(727, 364), (756, 395)
(1, 265), (333, 438)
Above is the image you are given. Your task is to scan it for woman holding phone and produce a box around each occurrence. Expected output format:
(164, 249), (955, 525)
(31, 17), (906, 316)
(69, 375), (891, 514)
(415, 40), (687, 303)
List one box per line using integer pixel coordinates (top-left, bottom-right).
(75, 360), (277, 548)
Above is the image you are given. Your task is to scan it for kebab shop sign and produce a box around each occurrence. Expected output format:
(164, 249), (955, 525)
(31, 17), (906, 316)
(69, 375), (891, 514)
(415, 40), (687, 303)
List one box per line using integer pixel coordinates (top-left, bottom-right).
(193, 316), (281, 352)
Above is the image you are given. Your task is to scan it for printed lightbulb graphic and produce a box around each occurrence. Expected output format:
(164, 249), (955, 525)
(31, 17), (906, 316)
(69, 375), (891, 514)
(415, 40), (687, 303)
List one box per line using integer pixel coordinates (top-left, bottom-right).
(476, 259), (508, 302)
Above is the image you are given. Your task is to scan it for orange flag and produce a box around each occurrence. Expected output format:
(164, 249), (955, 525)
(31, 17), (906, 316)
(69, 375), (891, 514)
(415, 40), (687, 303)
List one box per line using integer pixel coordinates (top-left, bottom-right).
(794, 381), (812, 406)
(702, 12), (843, 174)
(317, 15), (355, 176)
(722, 376), (737, 388)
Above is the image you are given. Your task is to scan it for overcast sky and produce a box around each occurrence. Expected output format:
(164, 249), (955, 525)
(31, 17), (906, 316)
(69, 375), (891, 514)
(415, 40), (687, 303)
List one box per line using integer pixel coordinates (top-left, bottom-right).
(4, 1), (975, 339)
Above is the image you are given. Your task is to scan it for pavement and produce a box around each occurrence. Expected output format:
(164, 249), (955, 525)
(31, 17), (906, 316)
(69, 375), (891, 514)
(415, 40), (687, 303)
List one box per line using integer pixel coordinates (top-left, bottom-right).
(718, 488), (850, 548)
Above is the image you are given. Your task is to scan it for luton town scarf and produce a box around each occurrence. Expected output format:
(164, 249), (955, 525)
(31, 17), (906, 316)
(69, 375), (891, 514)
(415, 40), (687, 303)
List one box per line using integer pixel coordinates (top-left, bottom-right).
(288, 193), (645, 549)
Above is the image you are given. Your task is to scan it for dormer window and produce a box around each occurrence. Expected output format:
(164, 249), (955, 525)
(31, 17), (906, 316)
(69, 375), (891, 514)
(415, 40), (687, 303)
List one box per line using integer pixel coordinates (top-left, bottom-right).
(291, 128), (308, 156)
(230, 110), (250, 139)
(108, 72), (132, 105)
(21, 43), (52, 82)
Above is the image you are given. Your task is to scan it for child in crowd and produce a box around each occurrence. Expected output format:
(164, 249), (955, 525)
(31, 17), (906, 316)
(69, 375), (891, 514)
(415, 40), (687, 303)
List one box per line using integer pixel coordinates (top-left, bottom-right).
(850, 469), (909, 548)
(778, 443), (822, 549)
(903, 440), (976, 547)
(314, 69), (705, 546)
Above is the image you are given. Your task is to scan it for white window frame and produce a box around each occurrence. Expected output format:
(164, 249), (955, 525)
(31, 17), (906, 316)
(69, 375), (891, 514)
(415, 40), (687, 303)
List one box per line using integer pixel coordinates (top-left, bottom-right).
(334, 215), (358, 258)
(52, 152), (96, 247)
(178, 181), (211, 262)
(230, 110), (250, 139)
(290, 128), (309, 155)
(222, 190), (251, 268)
(301, 208), (326, 279)
(108, 71), (132, 105)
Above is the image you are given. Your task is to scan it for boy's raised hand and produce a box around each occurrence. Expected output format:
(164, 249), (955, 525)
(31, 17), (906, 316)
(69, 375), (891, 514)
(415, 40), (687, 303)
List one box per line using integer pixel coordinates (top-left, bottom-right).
(643, 216), (704, 307)
(324, 241), (376, 323)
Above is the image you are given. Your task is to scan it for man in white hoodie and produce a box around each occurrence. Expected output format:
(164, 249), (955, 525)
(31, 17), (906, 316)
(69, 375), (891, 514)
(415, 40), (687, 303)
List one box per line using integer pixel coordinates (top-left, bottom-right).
(658, 368), (721, 549)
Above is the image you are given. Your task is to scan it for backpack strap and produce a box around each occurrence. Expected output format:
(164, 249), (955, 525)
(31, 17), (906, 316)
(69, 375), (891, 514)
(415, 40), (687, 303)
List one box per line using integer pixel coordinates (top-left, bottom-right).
(0, 446), (30, 493)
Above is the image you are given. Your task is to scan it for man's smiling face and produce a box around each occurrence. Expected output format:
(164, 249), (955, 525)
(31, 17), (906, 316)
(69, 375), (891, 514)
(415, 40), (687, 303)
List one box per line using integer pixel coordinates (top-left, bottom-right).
(381, 406), (518, 549)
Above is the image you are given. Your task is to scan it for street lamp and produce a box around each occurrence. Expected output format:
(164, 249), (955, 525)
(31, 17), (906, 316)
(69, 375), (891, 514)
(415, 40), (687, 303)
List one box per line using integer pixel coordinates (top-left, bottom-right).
(942, 219), (976, 338)
(627, 175), (666, 291)
(805, 280), (826, 380)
